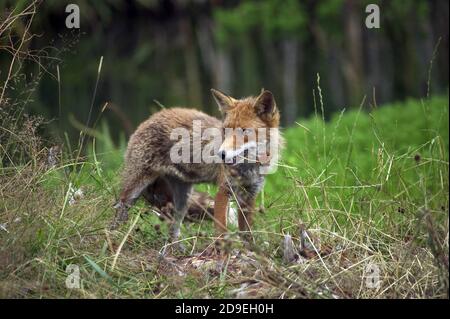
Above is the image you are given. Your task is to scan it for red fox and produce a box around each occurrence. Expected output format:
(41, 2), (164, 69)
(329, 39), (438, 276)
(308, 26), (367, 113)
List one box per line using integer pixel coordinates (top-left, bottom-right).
(112, 89), (282, 249)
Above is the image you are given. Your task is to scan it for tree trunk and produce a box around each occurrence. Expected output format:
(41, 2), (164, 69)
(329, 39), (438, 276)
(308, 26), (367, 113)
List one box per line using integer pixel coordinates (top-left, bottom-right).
(282, 38), (299, 126)
(343, 0), (364, 106)
(215, 48), (232, 95)
(196, 16), (218, 112)
(327, 43), (345, 110)
(430, 0), (449, 93)
(181, 18), (202, 108)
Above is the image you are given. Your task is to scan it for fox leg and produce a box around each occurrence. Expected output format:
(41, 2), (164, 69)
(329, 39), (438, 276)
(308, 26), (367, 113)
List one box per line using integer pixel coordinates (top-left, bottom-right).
(164, 176), (192, 251)
(111, 172), (156, 229)
(214, 186), (229, 235)
(237, 197), (256, 241)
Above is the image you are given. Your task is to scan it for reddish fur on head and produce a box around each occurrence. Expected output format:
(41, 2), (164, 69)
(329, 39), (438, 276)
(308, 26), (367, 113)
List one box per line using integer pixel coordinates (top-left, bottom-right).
(211, 89), (280, 160)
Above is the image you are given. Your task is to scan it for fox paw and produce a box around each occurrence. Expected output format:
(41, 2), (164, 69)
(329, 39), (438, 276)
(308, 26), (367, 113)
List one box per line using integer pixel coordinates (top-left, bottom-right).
(159, 241), (187, 258)
(110, 202), (129, 230)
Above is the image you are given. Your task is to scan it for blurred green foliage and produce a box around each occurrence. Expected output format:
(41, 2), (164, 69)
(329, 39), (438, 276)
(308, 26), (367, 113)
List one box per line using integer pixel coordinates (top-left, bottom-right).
(0, 0), (448, 144)
(214, 0), (307, 44)
(265, 95), (449, 214)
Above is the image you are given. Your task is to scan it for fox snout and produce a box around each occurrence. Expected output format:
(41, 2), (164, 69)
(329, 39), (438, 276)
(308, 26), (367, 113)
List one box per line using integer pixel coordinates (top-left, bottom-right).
(217, 149), (226, 161)
(217, 140), (258, 164)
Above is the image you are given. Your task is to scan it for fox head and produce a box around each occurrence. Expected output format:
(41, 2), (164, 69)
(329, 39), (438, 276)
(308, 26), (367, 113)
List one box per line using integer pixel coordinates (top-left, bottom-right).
(211, 88), (280, 165)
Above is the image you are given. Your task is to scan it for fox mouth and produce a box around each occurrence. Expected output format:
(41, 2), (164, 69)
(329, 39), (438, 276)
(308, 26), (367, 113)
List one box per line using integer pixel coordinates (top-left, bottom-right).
(224, 151), (257, 166)
(219, 141), (260, 165)
(224, 157), (239, 166)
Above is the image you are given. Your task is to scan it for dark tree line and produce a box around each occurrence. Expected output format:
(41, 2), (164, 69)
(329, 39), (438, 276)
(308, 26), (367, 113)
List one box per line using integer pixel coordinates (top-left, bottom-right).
(0, 0), (448, 138)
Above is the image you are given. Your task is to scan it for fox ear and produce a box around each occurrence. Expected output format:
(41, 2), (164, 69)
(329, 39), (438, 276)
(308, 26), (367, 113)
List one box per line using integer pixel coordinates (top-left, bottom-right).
(211, 89), (233, 113)
(254, 90), (277, 120)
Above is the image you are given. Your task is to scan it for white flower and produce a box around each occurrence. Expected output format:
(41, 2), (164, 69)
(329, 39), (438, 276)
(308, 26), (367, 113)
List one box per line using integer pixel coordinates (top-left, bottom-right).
(68, 187), (84, 205)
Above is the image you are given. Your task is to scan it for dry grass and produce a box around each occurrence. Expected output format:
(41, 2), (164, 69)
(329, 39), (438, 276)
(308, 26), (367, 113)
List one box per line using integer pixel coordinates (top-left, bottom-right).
(0, 103), (447, 299)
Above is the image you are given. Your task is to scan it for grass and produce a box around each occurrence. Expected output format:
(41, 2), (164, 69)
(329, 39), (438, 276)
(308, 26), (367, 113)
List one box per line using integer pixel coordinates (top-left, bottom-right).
(0, 94), (448, 299)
